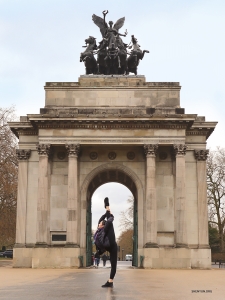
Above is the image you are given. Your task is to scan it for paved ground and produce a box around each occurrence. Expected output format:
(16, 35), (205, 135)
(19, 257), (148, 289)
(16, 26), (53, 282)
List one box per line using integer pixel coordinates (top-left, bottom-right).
(0, 260), (225, 300)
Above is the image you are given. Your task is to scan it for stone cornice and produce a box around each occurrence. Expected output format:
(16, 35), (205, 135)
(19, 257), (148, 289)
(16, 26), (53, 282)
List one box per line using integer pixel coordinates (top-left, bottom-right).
(45, 78), (181, 90)
(35, 122), (189, 130)
(38, 138), (185, 145)
(9, 115), (217, 140)
(18, 130), (38, 136)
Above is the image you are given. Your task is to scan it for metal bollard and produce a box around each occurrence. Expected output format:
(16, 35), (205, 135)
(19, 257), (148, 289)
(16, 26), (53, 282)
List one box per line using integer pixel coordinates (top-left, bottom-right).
(140, 255), (145, 268)
(78, 255), (83, 268)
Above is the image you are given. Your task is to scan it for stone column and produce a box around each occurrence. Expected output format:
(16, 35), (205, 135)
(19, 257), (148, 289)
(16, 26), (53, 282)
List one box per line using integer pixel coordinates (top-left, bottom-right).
(173, 144), (188, 248)
(143, 144), (158, 248)
(194, 149), (210, 248)
(65, 144), (80, 247)
(14, 149), (31, 247)
(36, 144), (51, 247)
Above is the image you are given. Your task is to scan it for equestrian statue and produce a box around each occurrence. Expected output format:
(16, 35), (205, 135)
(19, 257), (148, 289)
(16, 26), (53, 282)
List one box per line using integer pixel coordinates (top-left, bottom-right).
(80, 10), (149, 75)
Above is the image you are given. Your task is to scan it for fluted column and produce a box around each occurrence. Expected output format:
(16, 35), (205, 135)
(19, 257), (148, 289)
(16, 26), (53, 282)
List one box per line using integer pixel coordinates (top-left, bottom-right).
(14, 149), (31, 247)
(65, 144), (80, 247)
(173, 144), (188, 248)
(194, 149), (210, 249)
(143, 144), (158, 248)
(35, 144), (51, 247)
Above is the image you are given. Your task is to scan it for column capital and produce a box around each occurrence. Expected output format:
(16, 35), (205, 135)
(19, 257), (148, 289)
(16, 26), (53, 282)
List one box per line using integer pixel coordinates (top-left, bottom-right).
(173, 144), (187, 156)
(66, 144), (80, 157)
(36, 144), (51, 156)
(194, 149), (209, 161)
(16, 149), (31, 160)
(143, 144), (158, 157)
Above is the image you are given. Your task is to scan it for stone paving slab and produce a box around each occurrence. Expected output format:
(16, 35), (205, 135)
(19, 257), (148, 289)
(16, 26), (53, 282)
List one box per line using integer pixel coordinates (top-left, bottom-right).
(0, 260), (225, 300)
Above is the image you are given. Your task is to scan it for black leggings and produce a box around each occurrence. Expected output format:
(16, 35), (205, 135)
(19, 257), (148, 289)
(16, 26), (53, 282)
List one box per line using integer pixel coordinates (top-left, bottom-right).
(107, 243), (117, 280)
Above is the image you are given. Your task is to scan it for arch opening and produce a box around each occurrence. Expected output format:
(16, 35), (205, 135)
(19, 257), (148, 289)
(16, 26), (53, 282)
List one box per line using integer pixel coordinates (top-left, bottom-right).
(85, 168), (138, 268)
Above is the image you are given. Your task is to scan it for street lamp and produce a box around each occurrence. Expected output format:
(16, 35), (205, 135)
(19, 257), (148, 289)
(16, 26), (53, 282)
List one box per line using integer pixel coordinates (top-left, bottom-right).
(122, 249), (124, 261)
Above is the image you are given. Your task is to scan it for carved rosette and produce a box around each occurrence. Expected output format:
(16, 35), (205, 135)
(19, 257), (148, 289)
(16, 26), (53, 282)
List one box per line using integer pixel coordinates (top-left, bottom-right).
(143, 144), (158, 157)
(36, 144), (51, 156)
(108, 151), (116, 160)
(16, 149), (31, 160)
(173, 144), (187, 156)
(65, 144), (80, 157)
(194, 149), (209, 161)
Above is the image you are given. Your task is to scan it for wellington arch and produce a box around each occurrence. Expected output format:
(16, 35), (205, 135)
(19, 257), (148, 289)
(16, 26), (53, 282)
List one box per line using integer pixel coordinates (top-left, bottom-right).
(9, 75), (217, 269)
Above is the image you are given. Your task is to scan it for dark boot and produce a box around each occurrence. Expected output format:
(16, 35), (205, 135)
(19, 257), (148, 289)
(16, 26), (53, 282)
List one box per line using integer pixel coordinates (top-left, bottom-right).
(101, 281), (113, 288)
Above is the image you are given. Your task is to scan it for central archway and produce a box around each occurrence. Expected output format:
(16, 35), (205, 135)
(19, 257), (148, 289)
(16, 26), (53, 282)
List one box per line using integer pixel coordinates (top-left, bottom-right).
(80, 163), (144, 267)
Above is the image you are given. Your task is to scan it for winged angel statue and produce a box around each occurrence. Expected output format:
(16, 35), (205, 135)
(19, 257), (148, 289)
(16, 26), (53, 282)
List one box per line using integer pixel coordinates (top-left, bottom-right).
(80, 10), (149, 75)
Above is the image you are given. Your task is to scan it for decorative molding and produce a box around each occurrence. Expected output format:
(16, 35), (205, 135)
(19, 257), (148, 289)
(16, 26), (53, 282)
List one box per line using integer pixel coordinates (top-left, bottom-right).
(194, 149), (209, 161)
(38, 138), (185, 145)
(16, 149), (31, 160)
(65, 144), (80, 157)
(143, 144), (158, 156)
(186, 131), (208, 136)
(18, 130), (38, 136)
(36, 144), (51, 156)
(36, 123), (188, 130)
(173, 144), (187, 156)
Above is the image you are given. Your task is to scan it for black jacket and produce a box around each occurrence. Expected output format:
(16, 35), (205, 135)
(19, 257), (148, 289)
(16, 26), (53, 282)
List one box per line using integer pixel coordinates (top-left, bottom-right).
(98, 210), (116, 250)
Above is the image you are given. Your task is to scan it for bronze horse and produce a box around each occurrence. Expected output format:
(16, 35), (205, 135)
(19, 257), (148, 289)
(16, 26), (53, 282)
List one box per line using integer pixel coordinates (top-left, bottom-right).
(127, 35), (149, 75)
(80, 36), (98, 75)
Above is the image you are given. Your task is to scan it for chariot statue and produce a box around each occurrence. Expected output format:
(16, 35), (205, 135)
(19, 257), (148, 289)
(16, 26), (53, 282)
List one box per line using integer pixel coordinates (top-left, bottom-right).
(80, 10), (149, 75)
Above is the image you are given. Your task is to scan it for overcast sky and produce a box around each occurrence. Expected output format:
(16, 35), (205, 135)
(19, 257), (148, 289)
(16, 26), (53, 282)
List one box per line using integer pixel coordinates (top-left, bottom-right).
(1, 0), (225, 238)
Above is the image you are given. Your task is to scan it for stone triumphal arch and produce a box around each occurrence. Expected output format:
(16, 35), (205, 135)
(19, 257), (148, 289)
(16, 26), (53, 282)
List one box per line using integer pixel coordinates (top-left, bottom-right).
(10, 75), (217, 268)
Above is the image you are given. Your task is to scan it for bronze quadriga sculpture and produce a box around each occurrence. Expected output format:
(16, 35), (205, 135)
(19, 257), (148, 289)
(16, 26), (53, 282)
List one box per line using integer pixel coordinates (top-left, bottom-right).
(80, 10), (149, 75)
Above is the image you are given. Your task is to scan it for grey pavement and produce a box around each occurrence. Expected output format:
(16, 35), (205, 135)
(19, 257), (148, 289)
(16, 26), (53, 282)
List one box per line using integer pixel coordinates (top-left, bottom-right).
(1, 259), (225, 300)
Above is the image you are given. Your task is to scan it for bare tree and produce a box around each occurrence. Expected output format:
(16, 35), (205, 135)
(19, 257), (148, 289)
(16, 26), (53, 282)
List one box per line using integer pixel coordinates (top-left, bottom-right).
(207, 147), (225, 252)
(117, 229), (133, 259)
(0, 107), (18, 249)
(119, 196), (134, 231)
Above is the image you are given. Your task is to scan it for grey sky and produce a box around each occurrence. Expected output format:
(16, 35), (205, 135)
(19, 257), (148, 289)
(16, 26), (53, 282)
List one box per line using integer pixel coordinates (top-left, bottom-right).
(1, 0), (225, 237)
